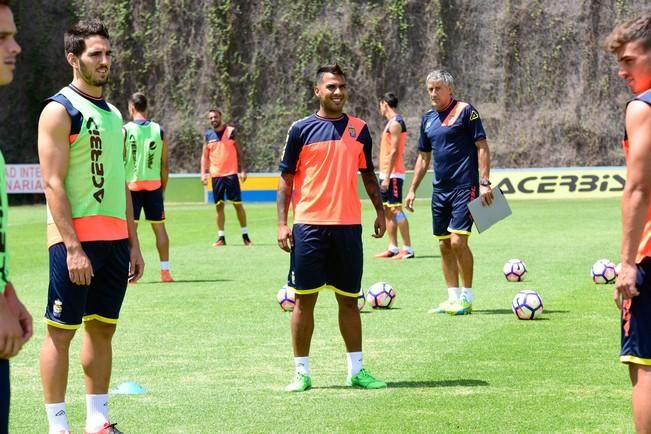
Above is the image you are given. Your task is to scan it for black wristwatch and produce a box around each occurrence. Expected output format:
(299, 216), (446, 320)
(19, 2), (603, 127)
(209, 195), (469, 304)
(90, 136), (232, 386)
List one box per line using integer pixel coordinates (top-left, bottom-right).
(480, 179), (491, 187)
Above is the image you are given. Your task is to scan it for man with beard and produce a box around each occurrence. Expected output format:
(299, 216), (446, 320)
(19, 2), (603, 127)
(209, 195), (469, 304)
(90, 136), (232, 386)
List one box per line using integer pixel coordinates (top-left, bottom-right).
(38, 19), (144, 434)
(0, 1), (33, 433)
(277, 64), (387, 392)
(200, 108), (252, 246)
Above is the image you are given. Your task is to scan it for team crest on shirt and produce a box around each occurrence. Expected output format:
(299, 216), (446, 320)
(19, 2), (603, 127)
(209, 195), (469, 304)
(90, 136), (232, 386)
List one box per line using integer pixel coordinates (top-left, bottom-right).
(53, 299), (63, 318)
(469, 110), (479, 121)
(348, 126), (357, 138)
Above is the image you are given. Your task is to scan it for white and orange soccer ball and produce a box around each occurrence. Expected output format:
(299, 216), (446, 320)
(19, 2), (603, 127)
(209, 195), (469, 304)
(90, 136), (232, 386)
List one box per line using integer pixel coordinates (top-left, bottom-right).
(591, 259), (617, 284)
(511, 289), (544, 320)
(503, 259), (527, 282)
(366, 282), (396, 309)
(276, 285), (296, 312)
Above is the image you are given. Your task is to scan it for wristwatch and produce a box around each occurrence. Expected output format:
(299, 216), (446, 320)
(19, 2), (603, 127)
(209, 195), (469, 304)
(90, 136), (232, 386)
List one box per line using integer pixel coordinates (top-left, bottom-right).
(480, 179), (491, 187)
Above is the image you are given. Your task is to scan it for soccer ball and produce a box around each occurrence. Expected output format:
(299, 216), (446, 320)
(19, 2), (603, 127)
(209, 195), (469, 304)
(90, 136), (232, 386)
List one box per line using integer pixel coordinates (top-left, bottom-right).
(615, 263), (622, 276)
(511, 289), (544, 320)
(503, 259), (527, 282)
(357, 290), (366, 311)
(591, 259), (616, 284)
(366, 282), (396, 309)
(276, 285), (296, 312)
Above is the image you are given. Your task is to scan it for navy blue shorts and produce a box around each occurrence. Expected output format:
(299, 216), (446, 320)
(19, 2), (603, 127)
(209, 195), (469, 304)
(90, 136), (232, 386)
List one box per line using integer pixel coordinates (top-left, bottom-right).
(381, 178), (404, 207)
(0, 359), (8, 434)
(431, 186), (478, 238)
(212, 174), (242, 204)
(621, 258), (651, 365)
(288, 224), (363, 297)
(44, 240), (130, 329)
(131, 188), (165, 222)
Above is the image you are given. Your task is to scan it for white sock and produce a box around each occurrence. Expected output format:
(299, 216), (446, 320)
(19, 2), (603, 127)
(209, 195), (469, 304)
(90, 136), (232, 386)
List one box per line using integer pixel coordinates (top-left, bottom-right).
(241, 227), (248, 235)
(46, 402), (70, 434)
(218, 230), (225, 237)
(462, 287), (473, 303)
(294, 356), (310, 376)
(448, 287), (461, 302)
(388, 245), (399, 254)
(85, 394), (109, 432)
(347, 352), (363, 377)
(160, 261), (170, 271)
(402, 245), (413, 253)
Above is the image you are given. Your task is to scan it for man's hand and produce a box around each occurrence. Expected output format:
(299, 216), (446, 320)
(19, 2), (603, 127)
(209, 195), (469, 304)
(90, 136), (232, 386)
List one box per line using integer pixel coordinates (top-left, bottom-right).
(380, 178), (389, 193)
(129, 245), (145, 283)
(405, 190), (416, 212)
(66, 245), (93, 286)
(239, 171), (248, 183)
(614, 263), (640, 309)
(479, 185), (494, 206)
(277, 224), (292, 252)
(0, 289), (23, 359)
(201, 175), (208, 186)
(4, 282), (32, 346)
(372, 211), (386, 239)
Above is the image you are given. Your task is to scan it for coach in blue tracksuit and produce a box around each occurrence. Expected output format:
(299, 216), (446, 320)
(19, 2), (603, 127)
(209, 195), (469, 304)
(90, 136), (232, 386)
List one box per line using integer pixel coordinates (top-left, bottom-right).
(405, 69), (493, 316)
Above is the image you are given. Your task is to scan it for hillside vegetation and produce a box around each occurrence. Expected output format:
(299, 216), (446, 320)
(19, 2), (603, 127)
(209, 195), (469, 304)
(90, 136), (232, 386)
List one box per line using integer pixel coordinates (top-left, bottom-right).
(0, 0), (647, 172)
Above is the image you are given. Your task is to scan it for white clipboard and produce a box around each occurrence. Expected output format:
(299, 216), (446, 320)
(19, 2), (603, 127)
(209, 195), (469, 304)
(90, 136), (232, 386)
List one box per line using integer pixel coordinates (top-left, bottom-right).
(467, 187), (512, 233)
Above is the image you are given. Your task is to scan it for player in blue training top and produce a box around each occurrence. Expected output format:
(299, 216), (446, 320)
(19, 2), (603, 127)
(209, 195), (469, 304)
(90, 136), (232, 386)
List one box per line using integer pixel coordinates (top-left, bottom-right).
(405, 69), (493, 316)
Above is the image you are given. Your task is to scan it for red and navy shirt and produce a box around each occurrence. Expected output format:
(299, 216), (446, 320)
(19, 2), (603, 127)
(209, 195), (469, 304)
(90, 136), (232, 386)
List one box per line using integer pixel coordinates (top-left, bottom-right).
(418, 99), (486, 191)
(279, 113), (374, 225)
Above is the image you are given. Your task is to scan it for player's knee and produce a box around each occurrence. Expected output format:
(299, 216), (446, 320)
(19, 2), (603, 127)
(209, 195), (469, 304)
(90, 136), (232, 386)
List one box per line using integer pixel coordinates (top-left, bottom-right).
(84, 321), (117, 341)
(393, 210), (406, 223)
(450, 236), (468, 252)
(438, 239), (452, 254)
(46, 326), (76, 347)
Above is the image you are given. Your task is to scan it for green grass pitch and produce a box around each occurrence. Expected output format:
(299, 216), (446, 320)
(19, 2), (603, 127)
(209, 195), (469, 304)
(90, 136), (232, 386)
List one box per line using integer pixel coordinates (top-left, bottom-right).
(6, 198), (633, 433)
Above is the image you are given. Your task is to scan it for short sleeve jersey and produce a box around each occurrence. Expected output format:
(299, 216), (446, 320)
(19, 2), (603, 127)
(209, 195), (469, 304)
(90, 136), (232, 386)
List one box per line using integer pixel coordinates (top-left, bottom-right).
(379, 115), (407, 179)
(203, 126), (238, 177)
(279, 113), (373, 225)
(418, 99), (486, 191)
(623, 89), (651, 263)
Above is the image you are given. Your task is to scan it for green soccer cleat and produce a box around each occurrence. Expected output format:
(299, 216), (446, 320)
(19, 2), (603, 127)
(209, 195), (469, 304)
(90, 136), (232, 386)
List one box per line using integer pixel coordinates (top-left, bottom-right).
(428, 300), (455, 314)
(285, 372), (312, 392)
(346, 369), (387, 389)
(446, 297), (472, 315)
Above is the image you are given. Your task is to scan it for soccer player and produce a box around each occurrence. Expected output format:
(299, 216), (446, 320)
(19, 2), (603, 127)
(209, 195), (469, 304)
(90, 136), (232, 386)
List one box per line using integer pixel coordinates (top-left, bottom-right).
(124, 92), (174, 282)
(200, 109), (252, 246)
(605, 13), (651, 434)
(405, 70), (493, 316)
(277, 64), (387, 392)
(0, 2), (33, 433)
(374, 92), (414, 260)
(37, 19), (144, 434)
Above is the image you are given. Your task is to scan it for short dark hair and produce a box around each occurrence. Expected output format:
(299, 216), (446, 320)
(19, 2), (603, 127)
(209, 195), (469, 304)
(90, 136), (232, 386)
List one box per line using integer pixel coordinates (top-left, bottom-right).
(0, 1), (10, 7)
(604, 13), (651, 53)
(129, 92), (147, 112)
(315, 64), (346, 84)
(64, 19), (110, 57)
(381, 92), (399, 108)
(208, 108), (222, 115)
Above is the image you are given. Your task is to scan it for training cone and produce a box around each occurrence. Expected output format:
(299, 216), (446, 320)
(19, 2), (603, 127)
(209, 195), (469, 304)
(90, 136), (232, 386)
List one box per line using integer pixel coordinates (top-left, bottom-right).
(111, 381), (145, 395)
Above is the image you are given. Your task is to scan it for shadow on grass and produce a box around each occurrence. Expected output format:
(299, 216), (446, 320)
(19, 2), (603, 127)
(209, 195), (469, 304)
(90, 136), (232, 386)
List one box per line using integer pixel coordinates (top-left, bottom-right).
(316, 379), (489, 390)
(474, 308), (569, 315)
(387, 379), (489, 388)
(134, 279), (233, 285)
